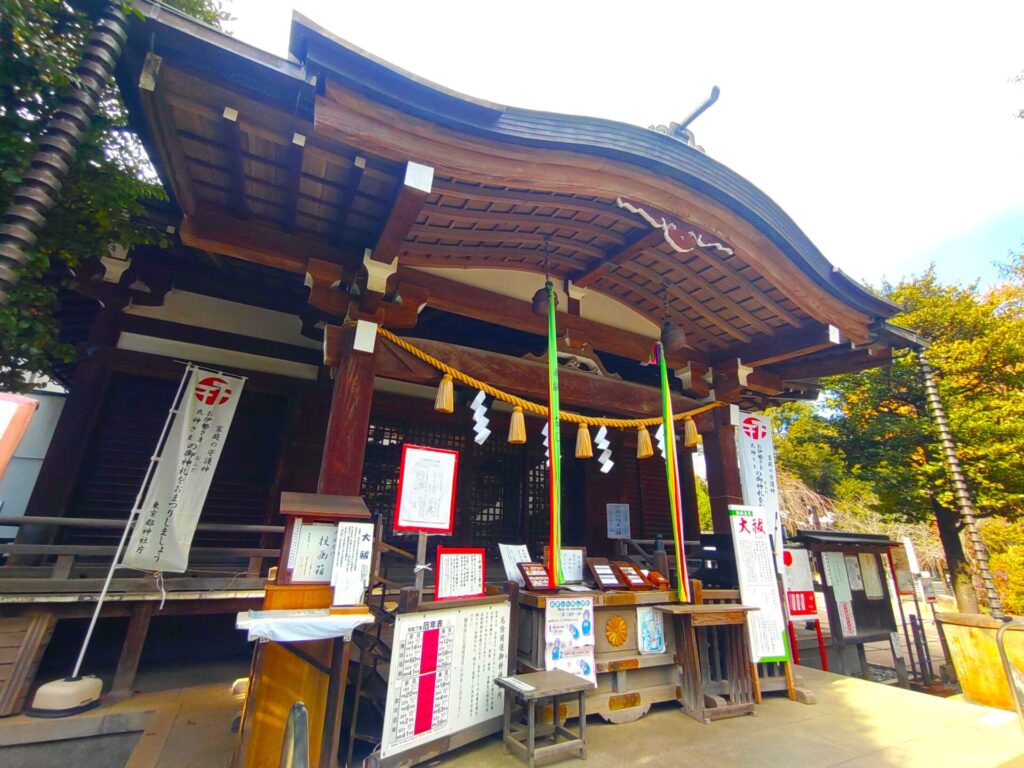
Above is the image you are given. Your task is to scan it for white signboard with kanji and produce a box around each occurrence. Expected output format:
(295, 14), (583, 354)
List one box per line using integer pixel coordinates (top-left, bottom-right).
(123, 367), (244, 573)
(606, 503), (631, 539)
(381, 601), (510, 759)
(735, 412), (783, 566)
(331, 522), (374, 605)
(728, 505), (788, 663)
(290, 522), (337, 583)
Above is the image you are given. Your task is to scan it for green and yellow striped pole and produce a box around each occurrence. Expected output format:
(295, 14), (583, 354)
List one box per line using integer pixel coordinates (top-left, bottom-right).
(546, 281), (564, 585)
(657, 342), (690, 602)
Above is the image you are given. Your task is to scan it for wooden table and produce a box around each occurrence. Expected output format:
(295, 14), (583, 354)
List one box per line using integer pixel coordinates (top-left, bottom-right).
(495, 669), (590, 768)
(656, 604), (759, 724)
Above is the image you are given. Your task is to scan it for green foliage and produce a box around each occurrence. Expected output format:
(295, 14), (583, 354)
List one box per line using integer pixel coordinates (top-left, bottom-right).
(0, 0), (225, 392)
(696, 474), (712, 532)
(769, 402), (845, 497)
(981, 518), (1024, 615)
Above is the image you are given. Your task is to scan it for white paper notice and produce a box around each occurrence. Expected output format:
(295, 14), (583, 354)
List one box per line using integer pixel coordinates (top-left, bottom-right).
(498, 543), (531, 587)
(291, 522), (337, 583)
(380, 601), (510, 759)
(559, 549), (585, 583)
(845, 555), (865, 591)
(637, 606), (666, 655)
(728, 505), (788, 663)
(331, 522), (374, 605)
(821, 552), (852, 602)
(859, 553), (884, 600)
(606, 504), (631, 539)
(436, 550), (485, 600)
(395, 445), (458, 532)
(544, 597), (596, 686)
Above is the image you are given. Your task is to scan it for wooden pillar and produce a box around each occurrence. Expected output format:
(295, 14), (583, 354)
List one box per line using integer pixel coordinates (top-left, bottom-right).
(318, 324), (376, 495)
(677, 446), (702, 539)
(319, 323), (376, 768)
(702, 409), (742, 533)
(110, 601), (155, 699)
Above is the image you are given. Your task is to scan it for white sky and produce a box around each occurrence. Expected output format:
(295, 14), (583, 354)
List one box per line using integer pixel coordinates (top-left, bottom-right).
(226, 1), (1024, 287)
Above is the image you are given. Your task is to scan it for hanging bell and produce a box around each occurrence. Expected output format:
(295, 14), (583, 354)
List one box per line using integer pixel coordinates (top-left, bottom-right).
(575, 423), (593, 459)
(683, 417), (700, 449)
(434, 373), (454, 414)
(636, 425), (654, 459)
(508, 406), (526, 445)
(661, 320), (688, 353)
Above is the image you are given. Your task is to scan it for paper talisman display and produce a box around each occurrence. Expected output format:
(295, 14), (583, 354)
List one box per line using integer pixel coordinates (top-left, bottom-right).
(394, 444), (459, 534)
(123, 367), (245, 572)
(613, 561), (651, 590)
(728, 505), (788, 663)
(435, 547), (486, 600)
(544, 596), (596, 686)
(586, 557), (625, 590)
(330, 522), (374, 605)
(517, 562), (551, 592)
(498, 543), (531, 586)
(380, 601), (510, 759)
(782, 548), (817, 617)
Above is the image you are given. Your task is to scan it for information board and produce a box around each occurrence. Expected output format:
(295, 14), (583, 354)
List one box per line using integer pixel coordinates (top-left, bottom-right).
(821, 551), (858, 637)
(782, 547), (817, 617)
(435, 547), (485, 600)
(606, 503), (631, 539)
(728, 505), (788, 663)
(380, 601), (510, 759)
(394, 444), (459, 534)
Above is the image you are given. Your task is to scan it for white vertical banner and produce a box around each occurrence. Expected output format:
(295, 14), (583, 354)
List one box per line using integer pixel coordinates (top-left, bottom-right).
(736, 412), (783, 566)
(122, 367), (245, 573)
(728, 505), (789, 663)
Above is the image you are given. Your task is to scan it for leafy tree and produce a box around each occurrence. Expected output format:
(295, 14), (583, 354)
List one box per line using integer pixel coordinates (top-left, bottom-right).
(823, 262), (1024, 612)
(0, 0), (227, 392)
(769, 401), (845, 497)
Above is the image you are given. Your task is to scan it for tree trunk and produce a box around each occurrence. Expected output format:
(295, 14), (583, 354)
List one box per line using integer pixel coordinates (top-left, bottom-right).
(932, 498), (980, 613)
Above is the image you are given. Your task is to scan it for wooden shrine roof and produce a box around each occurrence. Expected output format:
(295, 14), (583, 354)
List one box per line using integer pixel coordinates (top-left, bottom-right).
(97, 1), (915, 407)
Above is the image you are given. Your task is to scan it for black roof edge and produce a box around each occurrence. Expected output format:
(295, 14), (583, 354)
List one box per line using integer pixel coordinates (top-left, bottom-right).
(869, 319), (930, 350)
(793, 529), (899, 548)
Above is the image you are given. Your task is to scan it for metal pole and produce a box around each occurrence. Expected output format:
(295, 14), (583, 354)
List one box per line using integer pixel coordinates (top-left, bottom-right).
(910, 576), (935, 680)
(0, 5), (129, 304)
(71, 364), (193, 678)
(917, 351), (1003, 617)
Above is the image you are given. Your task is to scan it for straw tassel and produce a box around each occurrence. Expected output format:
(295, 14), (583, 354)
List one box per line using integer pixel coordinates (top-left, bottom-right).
(636, 425), (654, 459)
(508, 406), (526, 445)
(683, 417), (700, 449)
(434, 373), (454, 413)
(575, 423), (593, 459)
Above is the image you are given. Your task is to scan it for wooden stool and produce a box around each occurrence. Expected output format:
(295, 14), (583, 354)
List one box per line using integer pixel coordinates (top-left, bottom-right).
(495, 670), (590, 768)
(656, 604), (759, 724)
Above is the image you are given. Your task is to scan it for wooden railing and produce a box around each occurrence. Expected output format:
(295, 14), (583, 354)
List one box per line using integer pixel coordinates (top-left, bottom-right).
(0, 515), (283, 594)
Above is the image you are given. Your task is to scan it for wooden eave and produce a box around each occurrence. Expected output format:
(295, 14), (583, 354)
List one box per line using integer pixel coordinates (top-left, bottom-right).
(108, 1), (903, 407)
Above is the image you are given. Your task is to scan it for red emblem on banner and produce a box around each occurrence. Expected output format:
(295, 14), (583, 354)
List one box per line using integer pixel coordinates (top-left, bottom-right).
(741, 416), (767, 440)
(194, 376), (233, 405)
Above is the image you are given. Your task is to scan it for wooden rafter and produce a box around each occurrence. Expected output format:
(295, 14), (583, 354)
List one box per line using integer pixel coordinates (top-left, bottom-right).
(571, 229), (664, 288)
(767, 347), (892, 381)
(712, 323), (845, 367)
(332, 155), (365, 244)
(408, 226), (608, 261)
(623, 251), (777, 336)
(372, 161), (434, 263)
(400, 246), (587, 274)
(221, 107), (248, 218)
(421, 204), (629, 245)
(431, 179), (633, 224)
(282, 132), (306, 232)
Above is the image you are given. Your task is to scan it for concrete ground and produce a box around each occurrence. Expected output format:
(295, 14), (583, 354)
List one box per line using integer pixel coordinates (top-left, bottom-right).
(1, 662), (1021, 767)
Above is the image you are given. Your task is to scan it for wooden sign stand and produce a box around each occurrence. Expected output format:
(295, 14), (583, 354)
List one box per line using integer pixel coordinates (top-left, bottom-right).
(278, 492), (371, 585)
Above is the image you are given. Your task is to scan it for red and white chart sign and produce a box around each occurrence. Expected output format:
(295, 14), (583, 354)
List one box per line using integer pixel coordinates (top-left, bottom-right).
(782, 548), (817, 617)
(435, 547), (485, 600)
(394, 444), (459, 534)
(381, 601), (510, 759)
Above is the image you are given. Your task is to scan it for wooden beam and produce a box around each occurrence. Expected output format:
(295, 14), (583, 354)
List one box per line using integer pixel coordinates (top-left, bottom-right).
(430, 178), (634, 224)
(221, 107), (248, 218)
(110, 602), (155, 699)
(180, 206), (357, 275)
(409, 226), (607, 261)
(420, 203), (629, 245)
(283, 132), (306, 232)
(332, 155), (366, 243)
(398, 267), (708, 366)
(767, 347), (892, 381)
(372, 161), (434, 263)
(375, 336), (702, 416)
(572, 229), (664, 288)
(711, 323), (844, 367)
(399, 246), (586, 274)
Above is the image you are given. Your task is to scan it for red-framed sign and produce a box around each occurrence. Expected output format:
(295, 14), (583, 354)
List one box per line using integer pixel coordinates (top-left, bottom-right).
(434, 546), (486, 600)
(393, 444), (460, 534)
